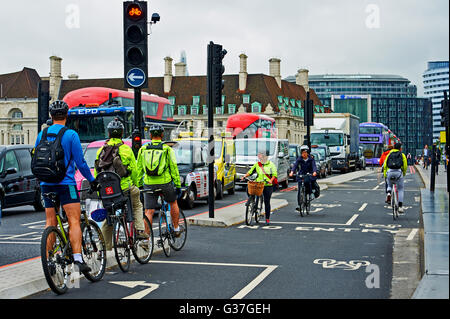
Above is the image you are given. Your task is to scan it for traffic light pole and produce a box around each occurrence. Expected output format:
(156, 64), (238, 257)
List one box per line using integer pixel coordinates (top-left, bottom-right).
(207, 42), (215, 218)
(305, 91), (312, 151)
(445, 91), (449, 193)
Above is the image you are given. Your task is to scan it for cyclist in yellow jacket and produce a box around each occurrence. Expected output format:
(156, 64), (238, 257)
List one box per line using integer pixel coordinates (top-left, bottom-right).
(136, 124), (182, 236)
(94, 119), (148, 250)
(383, 143), (408, 214)
(241, 150), (277, 225)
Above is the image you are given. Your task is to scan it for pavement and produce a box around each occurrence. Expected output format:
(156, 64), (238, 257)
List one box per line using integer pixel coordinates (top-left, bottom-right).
(0, 168), (376, 299)
(412, 164), (449, 299)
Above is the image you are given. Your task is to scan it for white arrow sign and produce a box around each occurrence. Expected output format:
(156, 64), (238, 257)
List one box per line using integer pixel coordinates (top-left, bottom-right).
(128, 73), (144, 82)
(110, 281), (159, 299)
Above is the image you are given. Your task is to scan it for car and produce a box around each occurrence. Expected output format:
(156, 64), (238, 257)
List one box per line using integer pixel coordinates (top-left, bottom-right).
(288, 144), (301, 181)
(311, 151), (327, 178)
(0, 145), (44, 219)
(169, 139), (217, 209)
(356, 146), (367, 170)
(312, 144), (332, 176)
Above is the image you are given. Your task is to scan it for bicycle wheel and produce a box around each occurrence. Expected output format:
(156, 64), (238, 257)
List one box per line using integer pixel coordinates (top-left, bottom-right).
(254, 196), (261, 224)
(306, 193), (311, 215)
(392, 185), (399, 220)
(132, 215), (154, 264)
(245, 196), (255, 225)
(81, 220), (106, 282)
(158, 212), (172, 257)
(170, 209), (187, 251)
(298, 186), (305, 217)
(113, 218), (131, 272)
(40, 226), (69, 295)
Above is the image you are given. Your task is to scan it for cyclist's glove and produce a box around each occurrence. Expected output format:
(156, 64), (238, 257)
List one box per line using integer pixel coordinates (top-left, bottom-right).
(89, 180), (100, 194)
(176, 187), (182, 199)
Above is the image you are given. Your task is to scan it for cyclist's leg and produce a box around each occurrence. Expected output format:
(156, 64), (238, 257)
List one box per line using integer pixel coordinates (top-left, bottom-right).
(63, 202), (83, 254)
(101, 221), (113, 251)
(162, 183), (179, 229)
(142, 185), (157, 225)
(397, 175), (405, 206)
(40, 185), (58, 228)
(129, 185), (145, 232)
(263, 185), (273, 221)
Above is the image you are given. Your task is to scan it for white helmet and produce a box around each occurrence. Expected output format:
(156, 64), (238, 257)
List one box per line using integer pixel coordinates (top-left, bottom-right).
(300, 145), (309, 153)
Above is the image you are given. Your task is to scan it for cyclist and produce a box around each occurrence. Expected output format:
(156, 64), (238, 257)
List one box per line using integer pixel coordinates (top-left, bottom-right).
(289, 145), (318, 211)
(379, 144), (394, 202)
(34, 100), (97, 273)
(241, 150), (278, 226)
(137, 124), (182, 237)
(94, 119), (148, 251)
(383, 143), (407, 214)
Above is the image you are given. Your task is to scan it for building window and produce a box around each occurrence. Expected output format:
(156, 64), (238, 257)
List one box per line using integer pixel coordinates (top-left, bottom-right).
(168, 96), (176, 105)
(251, 102), (262, 113)
(191, 106), (199, 115)
(243, 94), (250, 104)
(10, 109), (23, 119)
(228, 104), (236, 114)
(178, 105), (187, 116)
(192, 96), (200, 106)
(12, 124), (23, 131)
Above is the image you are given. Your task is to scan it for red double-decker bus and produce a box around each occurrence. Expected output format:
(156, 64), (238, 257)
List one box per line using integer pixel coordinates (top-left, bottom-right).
(226, 114), (277, 138)
(63, 87), (177, 143)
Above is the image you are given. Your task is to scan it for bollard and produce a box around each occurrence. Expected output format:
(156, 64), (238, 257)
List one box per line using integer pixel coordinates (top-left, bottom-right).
(430, 144), (436, 192)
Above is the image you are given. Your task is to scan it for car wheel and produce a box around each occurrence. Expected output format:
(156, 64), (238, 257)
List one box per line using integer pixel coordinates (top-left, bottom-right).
(216, 180), (224, 200)
(183, 185), (196, 210)
(227, 180), (235, 195)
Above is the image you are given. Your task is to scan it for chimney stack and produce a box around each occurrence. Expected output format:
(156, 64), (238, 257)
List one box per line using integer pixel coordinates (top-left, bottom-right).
(296, 69), (309, 92)
(239, 53), (248, 92)
(269, 58), (282, 88)
(174, 62), (187, 77)
(49, 56), (63, 103)
(164, 56), (173, 94)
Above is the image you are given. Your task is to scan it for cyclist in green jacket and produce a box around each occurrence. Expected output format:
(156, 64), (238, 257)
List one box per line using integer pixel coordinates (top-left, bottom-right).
(241, 150), (277, 225)
(94, 119), (148, 250)
(137, 124), (182, 236)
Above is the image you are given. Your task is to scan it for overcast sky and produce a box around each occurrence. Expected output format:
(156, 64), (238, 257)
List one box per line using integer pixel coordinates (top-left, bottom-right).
(1, 0), (448, 96)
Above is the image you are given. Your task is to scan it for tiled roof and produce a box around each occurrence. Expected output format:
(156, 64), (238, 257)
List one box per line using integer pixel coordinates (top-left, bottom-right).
(0, 67), (41, 98)
(49, 73), (323, 112)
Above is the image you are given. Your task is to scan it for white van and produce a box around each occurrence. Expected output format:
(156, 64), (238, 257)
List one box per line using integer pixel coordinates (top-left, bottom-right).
(234, 138), (290, 188)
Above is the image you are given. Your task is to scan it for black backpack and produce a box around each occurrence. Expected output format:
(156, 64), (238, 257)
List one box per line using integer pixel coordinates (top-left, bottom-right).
(94, 141), (129, 178)
(31, 127), (69, 183)
(386, 151), (403, 169)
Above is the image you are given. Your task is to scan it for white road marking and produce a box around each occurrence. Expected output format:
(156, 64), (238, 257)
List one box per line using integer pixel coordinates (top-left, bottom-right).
(345, 214), (359, 226)
(407, 229), (419, 241)
(359, 203), (368, 211)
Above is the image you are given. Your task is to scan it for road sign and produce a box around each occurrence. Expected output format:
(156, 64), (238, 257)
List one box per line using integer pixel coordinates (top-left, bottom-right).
(126, 68), (146, 88)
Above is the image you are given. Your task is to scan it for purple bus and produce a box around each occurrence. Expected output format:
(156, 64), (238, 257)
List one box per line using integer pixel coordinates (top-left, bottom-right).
(359, 122), (390, 165)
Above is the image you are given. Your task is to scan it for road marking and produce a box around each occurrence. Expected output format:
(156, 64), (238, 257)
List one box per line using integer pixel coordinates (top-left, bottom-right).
(359, 203), (368, 211)
(2, 232), (38, 240)
(372, 185), (380, 190)
(110, 281), (160, 299)
(345, 214), (359, 225)
(21, 220), (45, 226)
(148, 260), (278, 299)
(406, 229), (419, 241)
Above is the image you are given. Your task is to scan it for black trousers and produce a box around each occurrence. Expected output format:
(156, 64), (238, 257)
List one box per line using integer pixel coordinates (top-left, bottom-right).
(263, 185), (273, 220)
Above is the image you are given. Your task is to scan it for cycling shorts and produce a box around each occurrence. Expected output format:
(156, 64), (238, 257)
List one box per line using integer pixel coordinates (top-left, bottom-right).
(40, 184), (80, 208)
(143, 182), (177, 209)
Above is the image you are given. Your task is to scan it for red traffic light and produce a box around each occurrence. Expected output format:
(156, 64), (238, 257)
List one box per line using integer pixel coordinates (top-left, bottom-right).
(134, 136), (141, 142)
(127, 3), (143, 20)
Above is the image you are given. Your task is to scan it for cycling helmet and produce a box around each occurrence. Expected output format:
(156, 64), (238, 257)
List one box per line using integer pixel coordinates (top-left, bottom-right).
(300, 145), (309, 153)
(107, 118), (124, 138)
(149, 124), (164, 136)
(49, 100), (69, 116)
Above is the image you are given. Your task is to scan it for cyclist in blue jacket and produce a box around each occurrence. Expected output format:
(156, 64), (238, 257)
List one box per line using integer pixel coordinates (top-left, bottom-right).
(289, 145), (318, 211)
(34, 100), (97, 273)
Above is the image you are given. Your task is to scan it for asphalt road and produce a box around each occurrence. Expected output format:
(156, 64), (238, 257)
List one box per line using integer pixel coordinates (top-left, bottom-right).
(25, 168), (423, 300)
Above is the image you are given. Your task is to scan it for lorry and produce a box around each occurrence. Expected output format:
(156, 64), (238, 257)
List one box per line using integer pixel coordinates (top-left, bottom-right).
(310, 113), (360, 173)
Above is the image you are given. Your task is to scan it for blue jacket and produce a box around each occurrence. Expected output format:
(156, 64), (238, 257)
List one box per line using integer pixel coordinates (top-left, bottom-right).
(291, 155), (317, 182)
(34, 124), (95, 186)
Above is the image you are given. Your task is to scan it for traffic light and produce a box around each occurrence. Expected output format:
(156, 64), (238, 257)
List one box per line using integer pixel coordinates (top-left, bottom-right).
(304, 98), (314, 126)
(123, 1), (148, 89)
(440, 99), (449, 128)
(131, 129), (142, 156)
(208, 42), (227, 108)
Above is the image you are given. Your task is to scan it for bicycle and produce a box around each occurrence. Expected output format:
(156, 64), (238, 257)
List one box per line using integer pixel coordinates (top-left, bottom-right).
(389, 175), (400, 220)
(244, 176), (264, 226)
(96, 171), (154, 272)
(297, 173), (313, 217)
(40, 188), (107, 295)
(142, 188), (187, 257)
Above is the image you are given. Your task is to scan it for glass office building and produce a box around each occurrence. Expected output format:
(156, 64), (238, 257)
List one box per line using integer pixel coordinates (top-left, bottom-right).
(285, 74), (433, 156)
(423, 61), (449, 141)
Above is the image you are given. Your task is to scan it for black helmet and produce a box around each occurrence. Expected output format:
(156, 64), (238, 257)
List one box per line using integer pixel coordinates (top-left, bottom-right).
(149, 124), (164, 136)
(49, 100), (69, 117)
(107, 118), (124, 138)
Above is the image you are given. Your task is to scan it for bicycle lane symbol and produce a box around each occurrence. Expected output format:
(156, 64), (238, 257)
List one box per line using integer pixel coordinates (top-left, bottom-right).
(313, 259), (371, 271)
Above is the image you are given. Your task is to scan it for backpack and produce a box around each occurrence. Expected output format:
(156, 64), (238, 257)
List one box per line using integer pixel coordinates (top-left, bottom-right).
(386, 151), (403, 169)
(143, 143), (168, 176)
(31, 127), (69, 183)
(94, 141), (129, 178)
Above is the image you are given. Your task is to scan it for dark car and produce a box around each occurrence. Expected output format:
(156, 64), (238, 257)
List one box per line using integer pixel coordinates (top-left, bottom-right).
(0, 145), (44, 218)
(289, 144), (301, 181)
(311, 150), (327, 178)
(312, 144), (332, 176)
